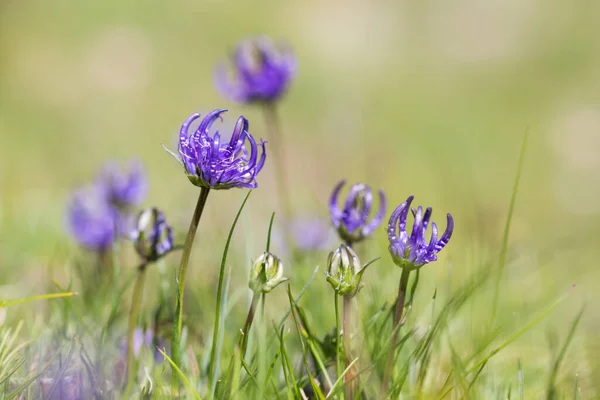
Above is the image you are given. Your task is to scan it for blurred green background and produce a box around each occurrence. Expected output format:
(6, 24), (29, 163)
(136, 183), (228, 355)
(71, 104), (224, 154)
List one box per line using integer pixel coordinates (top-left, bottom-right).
(1, 0), (600, 396)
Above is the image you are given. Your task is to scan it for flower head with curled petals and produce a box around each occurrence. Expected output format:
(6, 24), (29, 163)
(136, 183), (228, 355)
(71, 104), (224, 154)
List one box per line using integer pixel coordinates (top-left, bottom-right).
(67, 184), (118, 251)
(164, 109), (267, 190)
(387, 196), (454, 270)
(215, 36), (296, 104)
(99, 160), (147, 209)
(329, 180), (386, 245)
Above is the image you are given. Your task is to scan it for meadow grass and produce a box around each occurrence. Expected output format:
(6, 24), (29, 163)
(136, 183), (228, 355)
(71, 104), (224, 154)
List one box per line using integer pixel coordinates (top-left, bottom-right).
(1, 1), (598, 398)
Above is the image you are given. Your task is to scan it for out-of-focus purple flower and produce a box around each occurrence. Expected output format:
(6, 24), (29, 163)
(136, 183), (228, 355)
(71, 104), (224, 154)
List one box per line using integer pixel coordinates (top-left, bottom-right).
(67, 184), (118, 251)
(387, 196), (454, 270)
(215, 36), (296, 104)
(165, 109), (267, 189)
(330, 180), (386, 245)
(100, 160), (147, 209)
(121, 328), (165, 363)
(130, 207), (174, 262)
(289, 217), (336, 251)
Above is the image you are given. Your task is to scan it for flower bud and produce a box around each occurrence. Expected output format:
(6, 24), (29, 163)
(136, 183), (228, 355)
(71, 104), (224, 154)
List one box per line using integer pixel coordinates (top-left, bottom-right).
(249, 252), (288, 293)
(130, 208), (173, 262)
(326, 244), (374, 296)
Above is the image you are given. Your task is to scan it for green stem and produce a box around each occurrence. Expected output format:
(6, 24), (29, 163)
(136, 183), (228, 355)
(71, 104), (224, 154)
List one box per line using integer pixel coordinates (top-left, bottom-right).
(239, 292), (260, 358)
(382, 268), (411, 394)
(334, 292), (344, 400)
(343, 294), (357, 400)
(124, 263), (148, 397)
(262, 104), (293, 221)
(172, 187), (210, 390)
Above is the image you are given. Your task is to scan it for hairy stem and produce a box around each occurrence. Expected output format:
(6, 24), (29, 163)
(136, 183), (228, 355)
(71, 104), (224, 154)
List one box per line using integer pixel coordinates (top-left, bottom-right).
(124, 263), (148, 397)
(172, 187), (210, 390)
(239, 292), (260, 358)
(334, 292), (344, 399)
(262, 103), (293, 221)
(382, 268), (411, 393)
(343, 294), (359, 400)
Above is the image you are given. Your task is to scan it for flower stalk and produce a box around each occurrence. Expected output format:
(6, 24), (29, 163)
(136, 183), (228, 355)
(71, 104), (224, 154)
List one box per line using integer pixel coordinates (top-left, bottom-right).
(382, 268), (410, 393)
(124, 262), (148, 396)
(239, 292), (260, 358)
(262, 104), (292, 221)
(172, 187), (210, 385)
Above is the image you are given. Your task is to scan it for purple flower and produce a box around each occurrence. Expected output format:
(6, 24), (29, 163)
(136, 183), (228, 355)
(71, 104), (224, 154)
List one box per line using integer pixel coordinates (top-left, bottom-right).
(329, 180), (386, 245)
(130, 207), (174, 262)
(67, 184), (118, 251)
(121, 328), (165, 363)
(99, 160), (147, 209)
(387, 196), (454, 270)
(165, 109), (267, 189)
(289, 217), (336, 251)
(215, 36), (296, 104)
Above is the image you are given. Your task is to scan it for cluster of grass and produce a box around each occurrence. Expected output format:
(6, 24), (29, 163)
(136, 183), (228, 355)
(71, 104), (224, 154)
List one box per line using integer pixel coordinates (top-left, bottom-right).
(0, 131), (585, 399)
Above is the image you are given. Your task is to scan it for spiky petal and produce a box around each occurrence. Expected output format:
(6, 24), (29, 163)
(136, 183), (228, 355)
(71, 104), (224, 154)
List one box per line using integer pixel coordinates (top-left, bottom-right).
(170, 110), (267, 190)
(329, 180), (386, 244)
(388, 196), (454, 270)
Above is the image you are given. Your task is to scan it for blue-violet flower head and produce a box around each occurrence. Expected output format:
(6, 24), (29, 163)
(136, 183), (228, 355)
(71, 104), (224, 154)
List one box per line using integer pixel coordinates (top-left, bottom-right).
(215, 36), (296, 104)
(330, 180), (386, 245)
(166, 109), (267, 190)
(388, 196), (454, 270)
(130, 207), (174, 262)
(67, 184), (118, 251)
(99, 160), (147, 209)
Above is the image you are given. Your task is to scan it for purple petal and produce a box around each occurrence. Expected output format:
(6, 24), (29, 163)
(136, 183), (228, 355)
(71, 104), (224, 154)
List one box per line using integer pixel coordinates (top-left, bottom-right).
(362, 189), (386, 237)
(435, 214), (454, 251)
(329, 180), (346, 227)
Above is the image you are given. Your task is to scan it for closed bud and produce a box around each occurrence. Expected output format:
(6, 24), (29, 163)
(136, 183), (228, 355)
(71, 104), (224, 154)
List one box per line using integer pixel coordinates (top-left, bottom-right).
(326, 244), (376, 296)
(249, 252), (288, 293)
(130, 208), (173, 262)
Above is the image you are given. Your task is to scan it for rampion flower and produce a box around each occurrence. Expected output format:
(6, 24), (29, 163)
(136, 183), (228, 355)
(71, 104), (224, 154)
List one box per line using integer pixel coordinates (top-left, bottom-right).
(99, 160), (147, 209)
(214, 36), (296, 104)
(67, 184), (118, 251)
(130, 207), (174, 262)
(165, 109), (266, 189)
(387, 196), (454, 270)
(329, 180), (386, 245)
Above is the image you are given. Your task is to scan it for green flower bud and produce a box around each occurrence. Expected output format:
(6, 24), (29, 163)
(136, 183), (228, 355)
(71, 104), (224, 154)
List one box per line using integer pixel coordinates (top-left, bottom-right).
(249, 252), (288, 293)
(326, 244), (377, 296)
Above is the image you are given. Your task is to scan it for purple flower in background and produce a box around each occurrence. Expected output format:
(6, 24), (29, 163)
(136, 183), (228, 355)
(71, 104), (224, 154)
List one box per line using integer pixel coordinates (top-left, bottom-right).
(165, 109), (267, 189)
(387, 196), (454, 270)
(130, 207), (174, 262)
(99, 161), (147, 209)
(329, 180), (386, 245)
(289, 217), (336, 252)
(67, 184), (118, 251)
(121, 328), (165, 363)
(215, 36), (296, 104)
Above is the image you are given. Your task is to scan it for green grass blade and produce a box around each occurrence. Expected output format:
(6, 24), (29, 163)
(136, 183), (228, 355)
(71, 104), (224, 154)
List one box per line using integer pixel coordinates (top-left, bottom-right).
(157, 347), (202, 400)
(286, 285), (325, 400)
(0, 292), (77, 308)
(489, 129), (529, 327)
(546, 306), (585, 400)
(208, 190), (252, 398)
(266, 212), (275, 253)
(326, 358), (359, 399)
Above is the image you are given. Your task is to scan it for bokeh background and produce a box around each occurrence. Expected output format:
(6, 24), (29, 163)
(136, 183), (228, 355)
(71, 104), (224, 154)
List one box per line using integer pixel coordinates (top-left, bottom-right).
(1, 0), (600, 396)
